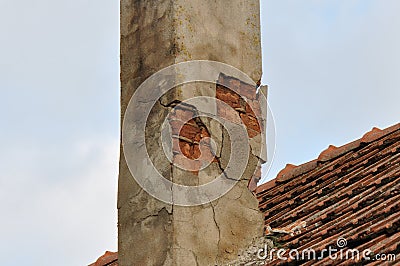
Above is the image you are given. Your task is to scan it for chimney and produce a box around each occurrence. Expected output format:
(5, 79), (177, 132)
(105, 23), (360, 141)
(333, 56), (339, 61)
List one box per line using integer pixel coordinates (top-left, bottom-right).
(119, 1), (266, 265)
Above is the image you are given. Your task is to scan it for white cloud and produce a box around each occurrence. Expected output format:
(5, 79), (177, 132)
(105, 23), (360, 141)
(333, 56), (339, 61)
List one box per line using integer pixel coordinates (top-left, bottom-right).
(0, 138), (119, 265)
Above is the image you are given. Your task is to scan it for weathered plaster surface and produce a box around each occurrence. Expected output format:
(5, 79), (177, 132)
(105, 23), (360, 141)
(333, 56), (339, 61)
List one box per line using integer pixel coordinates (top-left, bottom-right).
(119, 1), (265, 265)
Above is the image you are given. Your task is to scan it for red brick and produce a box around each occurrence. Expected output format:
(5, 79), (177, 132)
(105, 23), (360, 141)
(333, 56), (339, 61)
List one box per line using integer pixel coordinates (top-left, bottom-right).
(237, 82), (256, 100)
(216, 85), (241, 108)
(173, 154), (201, 174)
(193, 144), (216, 162)
(217, 102), (241, 124)
(179, 123), (201, 141)
(245, 100), (262, 118)
(179, 140), (192, 158)
(229, 78), (241, 92)
(240, 113), (261, 133)
(247, 128), (260, 138)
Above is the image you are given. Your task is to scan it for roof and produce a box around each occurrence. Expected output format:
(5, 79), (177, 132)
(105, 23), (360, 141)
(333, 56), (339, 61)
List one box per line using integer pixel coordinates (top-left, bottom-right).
(89, 251), (118, 266)
(256, 123), (400, 265)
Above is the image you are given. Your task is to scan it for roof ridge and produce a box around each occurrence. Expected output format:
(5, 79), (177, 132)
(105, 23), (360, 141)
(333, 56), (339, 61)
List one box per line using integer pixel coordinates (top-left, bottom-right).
(89, 251), (118, 266)
(257, 122), (400, 189)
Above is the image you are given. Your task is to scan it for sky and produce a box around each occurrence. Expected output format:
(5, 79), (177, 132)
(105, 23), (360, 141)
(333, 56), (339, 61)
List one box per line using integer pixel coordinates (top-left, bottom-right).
(0, 0), (399, 265)
(261, 0), (400, 181)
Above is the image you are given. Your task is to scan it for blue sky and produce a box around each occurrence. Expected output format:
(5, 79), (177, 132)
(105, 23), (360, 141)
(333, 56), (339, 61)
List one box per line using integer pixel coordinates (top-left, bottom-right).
(0, 0), (399, 265)
(261, 0), (400, 181)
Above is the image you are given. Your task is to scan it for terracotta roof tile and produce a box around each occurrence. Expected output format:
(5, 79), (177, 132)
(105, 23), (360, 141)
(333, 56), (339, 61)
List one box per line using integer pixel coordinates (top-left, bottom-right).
(89, 251), (118, 266)
(257, 123), (400, 265)
(275, 164), (297, 182)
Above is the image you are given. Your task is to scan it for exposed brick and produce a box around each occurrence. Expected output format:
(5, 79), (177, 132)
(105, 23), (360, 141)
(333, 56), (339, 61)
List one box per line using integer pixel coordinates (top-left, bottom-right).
(216, 75), (263, 142)
(169, 74), (263, 179)
(173, 154), (201, 173)
(170, 119), (198, 134)
(179, 140), (192, 158)
(192, 144), (201, 159)
(237, 81), (257, 100)
(216, 85), (241, 108)
(179, 123), (201, 141)
(217, 102), (242, 124)
(228, 78), (241, 93)
(193, 144), (216, 162)
(247, 128), (260, 138)
(240, 113), (261, 133)
(218, 74), (257, 102)
(245, 100), (262, 118)
(170, 111), (217, 175)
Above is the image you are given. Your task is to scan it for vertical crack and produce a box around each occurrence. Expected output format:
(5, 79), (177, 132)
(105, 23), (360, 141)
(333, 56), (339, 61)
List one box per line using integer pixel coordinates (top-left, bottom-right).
(210, 201), (221, 263)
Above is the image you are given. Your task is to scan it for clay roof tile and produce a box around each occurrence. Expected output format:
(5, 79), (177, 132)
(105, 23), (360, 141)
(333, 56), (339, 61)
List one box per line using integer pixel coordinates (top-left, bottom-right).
(361, 127), (383, 143)
(275, 164), (297, 182)
(256, 122), (400, 265)
(89, 251), (118, 266)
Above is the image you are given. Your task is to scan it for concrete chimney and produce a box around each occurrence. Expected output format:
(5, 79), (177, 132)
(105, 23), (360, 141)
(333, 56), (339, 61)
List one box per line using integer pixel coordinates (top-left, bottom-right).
(119, 1), (266, 265)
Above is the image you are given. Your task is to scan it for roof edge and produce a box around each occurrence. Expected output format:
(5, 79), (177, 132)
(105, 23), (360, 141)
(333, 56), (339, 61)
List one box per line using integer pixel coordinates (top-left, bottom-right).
(257, 123), (400, 191)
